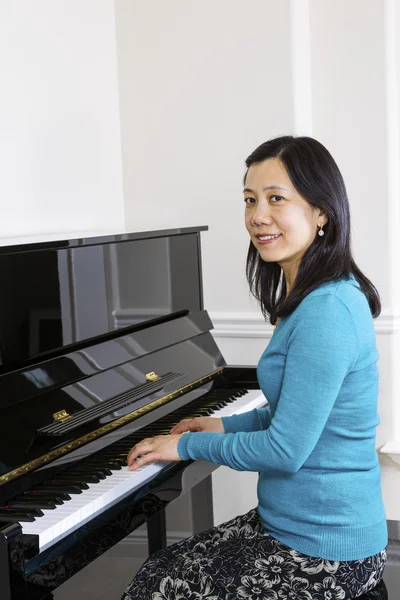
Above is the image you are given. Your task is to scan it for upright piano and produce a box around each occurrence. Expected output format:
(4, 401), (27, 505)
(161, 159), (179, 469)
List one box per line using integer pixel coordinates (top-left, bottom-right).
(0, 227), (265, 599)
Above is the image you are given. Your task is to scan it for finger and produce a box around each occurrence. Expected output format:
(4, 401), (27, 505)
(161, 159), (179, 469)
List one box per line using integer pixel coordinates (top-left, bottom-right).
(128, 452), (158, 471)
(170, 419), (195, 434)
(127, 439), (154, 465)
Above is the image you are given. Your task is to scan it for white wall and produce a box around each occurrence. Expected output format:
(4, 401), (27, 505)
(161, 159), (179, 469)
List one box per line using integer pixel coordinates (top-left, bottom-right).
(115, 0), (293, 316)
(0, 0), (125, 239)
(115, 0), (400, 525)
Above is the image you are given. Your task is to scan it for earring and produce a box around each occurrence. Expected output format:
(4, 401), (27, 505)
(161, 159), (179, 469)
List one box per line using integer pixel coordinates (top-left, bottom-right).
(318, 225), (324, 237)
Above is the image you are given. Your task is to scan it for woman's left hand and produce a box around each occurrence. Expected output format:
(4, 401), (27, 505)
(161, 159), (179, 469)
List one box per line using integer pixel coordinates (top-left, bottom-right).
(127, 434), (183, 470)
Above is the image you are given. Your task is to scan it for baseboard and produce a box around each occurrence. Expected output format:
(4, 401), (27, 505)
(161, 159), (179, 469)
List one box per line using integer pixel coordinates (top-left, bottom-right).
(380, 442), (400, 467)
(121, 530), (191, 547)
(108, 530), (192, 558)
(387, 539), (400, 563)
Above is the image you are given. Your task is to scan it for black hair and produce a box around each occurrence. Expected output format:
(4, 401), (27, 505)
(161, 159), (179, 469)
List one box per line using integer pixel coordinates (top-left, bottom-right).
(245, 135), (381, 324)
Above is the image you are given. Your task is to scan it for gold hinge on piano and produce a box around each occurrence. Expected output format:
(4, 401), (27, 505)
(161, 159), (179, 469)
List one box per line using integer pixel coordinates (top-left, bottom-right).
(53, 409), (72, 423)
(146, 371), (161, 382)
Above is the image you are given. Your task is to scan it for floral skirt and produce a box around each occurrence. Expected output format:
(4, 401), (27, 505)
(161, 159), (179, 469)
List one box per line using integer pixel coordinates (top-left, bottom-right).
(121, 508), (388, 600)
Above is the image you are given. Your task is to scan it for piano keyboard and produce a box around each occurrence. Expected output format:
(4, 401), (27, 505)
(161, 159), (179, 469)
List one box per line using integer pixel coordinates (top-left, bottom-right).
(20, 389), (266, 553)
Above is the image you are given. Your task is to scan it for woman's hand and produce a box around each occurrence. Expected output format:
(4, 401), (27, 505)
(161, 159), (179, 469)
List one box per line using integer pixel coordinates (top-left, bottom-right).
(169, 417), (224, 435)
(127, 434), (182, 471)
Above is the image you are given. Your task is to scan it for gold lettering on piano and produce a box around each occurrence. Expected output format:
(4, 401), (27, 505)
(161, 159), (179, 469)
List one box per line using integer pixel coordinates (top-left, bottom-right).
(53, 409), (71, 423)
(0, 367), (225, 486)
(146, 372), (160, 382)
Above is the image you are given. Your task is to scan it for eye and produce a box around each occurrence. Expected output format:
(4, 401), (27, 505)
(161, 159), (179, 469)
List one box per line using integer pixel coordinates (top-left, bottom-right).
(244, 197), (256, 205)
(270, 195), (283, 202)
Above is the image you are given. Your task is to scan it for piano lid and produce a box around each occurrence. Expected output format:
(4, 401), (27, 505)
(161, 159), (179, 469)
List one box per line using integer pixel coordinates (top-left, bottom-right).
(0, 227), (207, 374)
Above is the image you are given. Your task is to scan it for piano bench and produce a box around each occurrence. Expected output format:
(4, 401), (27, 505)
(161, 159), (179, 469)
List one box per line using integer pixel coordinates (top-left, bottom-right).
(353, 578), (388, 599)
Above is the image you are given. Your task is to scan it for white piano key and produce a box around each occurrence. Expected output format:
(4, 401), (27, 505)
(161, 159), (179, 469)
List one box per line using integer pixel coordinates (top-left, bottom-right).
(22, 389), (267, 552)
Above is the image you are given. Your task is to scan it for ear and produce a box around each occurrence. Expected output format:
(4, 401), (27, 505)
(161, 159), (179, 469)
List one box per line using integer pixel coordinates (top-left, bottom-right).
(316, 209), (328, 227)
(321, 215), (328, 227)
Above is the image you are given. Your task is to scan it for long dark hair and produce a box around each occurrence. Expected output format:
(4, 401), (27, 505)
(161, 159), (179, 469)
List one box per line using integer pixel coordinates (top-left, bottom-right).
(245, 136), (381, 324)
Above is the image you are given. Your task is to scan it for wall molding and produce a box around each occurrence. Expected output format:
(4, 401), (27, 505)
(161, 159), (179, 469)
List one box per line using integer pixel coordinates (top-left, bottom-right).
(209, 310), (400, 339)
(380, 442), (400, 466)
(209, 313), (272, 339)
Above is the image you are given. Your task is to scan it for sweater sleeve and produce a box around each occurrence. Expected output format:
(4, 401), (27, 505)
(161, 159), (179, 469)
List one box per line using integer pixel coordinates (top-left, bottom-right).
(221, 406), (272, 433)
(177, 295), (359, 473)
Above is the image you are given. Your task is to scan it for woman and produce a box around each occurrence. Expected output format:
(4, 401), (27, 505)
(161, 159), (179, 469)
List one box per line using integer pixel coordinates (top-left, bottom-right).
(122, 136), (388, 600)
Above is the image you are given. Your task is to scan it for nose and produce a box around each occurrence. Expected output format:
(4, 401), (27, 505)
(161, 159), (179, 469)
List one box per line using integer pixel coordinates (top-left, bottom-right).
(251, 200), (273, 226)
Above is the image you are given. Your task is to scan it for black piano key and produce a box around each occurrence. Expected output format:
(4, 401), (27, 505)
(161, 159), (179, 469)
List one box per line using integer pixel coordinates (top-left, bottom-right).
(202, 398), (225, 404)
(195, 400), (226, 410)
(95, 468), (113, 477)
(0, 512), (36, 523)
(97, 459), (124, 469)
(132, 427), (169, 434)
(68, 474), (101, 484)
(105, 462), (123, 470)
(178, 404), (214, 412)
(32, 489), (71, 501)
(51, 477), (91, 488)
(74, 458), (124, 470)
(206, 397), (230, 404)
(0, 507), (43, 517)
(70, 469), (108, 479)
(36, 484), (83, 495)
(206, 399), (229, 406)
(159, 414), (201, 421)
(141, 429), (171, 435)
(117, 444), (151, 452)
(176, 409), (212, 417)
(110, 440), (139, 448)
(96, 459), (124, 467)
(16, 493), (64, 505)
(8, 499), (57, 510)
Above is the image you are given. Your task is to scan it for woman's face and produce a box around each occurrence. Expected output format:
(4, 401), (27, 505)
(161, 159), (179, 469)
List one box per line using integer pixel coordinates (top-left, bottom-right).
(244, 158), (326, 287)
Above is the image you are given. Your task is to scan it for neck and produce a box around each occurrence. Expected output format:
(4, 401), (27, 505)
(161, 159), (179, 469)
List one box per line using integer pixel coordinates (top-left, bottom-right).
(282, 270), (297, 297)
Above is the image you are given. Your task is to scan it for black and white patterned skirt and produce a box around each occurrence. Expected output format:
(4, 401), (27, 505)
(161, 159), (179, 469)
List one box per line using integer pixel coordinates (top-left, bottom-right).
(121, 508), (387, 600)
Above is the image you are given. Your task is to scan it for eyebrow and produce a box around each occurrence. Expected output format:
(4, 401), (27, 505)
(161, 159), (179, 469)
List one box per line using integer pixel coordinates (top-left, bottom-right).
(243, 185), (289, 193)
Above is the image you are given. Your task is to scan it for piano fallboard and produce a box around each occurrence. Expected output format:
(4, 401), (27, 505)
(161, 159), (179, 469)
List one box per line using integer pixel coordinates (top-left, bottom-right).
(0, 310), (225, 497)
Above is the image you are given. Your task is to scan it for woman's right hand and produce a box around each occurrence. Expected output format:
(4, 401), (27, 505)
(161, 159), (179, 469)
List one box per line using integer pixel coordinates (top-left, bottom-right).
(169, 417), (224, 435)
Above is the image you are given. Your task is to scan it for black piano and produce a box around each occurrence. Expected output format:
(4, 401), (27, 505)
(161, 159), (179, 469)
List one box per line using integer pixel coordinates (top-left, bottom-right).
(0, 227), (265, 599)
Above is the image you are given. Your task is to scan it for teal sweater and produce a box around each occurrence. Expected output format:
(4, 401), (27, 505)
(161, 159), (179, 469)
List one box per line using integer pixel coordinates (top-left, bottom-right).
(178, 276), (388, 560)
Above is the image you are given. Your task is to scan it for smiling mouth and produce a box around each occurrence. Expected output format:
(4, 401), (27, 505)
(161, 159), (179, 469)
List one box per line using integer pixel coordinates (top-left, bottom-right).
(256, 234), (281, 243)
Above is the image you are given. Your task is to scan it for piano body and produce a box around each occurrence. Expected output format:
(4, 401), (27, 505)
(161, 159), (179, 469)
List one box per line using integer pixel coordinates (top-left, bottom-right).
(0, 227), (265, 599)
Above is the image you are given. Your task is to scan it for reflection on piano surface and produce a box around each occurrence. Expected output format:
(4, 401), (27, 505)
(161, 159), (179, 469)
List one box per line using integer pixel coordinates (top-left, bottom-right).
(0, 227), (266, 599)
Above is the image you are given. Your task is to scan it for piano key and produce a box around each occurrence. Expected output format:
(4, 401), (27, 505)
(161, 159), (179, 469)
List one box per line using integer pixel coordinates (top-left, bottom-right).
(59, 474), (102, 484)
(50, 478), (91, 489)
(7, 500), (57, 510)
(0, 513), (37, 523)
(22, 389), (266, 552)
(71, 470), (108, 480)
(0, 508), (44, 518)
(31, 490), (71, 501)
(35, 484), (83, 495)
(16, 493), (65, 505)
